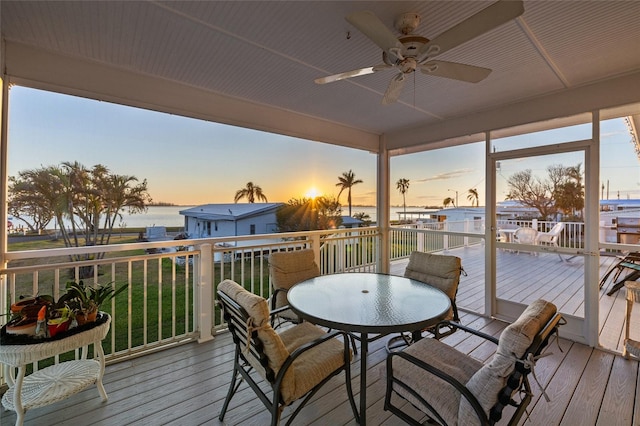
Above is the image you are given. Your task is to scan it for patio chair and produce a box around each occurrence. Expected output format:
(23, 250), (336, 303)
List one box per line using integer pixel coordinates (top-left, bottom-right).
(268, 249), (320, 328)
(217, 279), (359, 426)
(513, 227), (538, 255)
(535, 222), (564, 247)
(384, 299), (563, 426)
(536, 222), (565, 261)
(386, 251), (465, 352)
(599, 252), (640, 295)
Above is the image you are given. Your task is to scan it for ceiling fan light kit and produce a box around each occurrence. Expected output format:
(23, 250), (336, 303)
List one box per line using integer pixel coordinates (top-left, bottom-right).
(315, 0), (525, 104)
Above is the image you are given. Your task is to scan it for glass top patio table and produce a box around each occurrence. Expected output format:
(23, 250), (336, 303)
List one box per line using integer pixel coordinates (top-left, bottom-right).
(287, 272), (451, 425)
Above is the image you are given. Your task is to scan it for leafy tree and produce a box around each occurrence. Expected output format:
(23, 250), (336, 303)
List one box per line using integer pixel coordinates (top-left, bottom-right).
(553, 164), (584, 219)
(234, 182), (268, 203)
(443, 197), (456, 208)
(8, 168), (57, 232)
(276, 196), (342, 232)
(396, 178), (410, 218)
(8, 162), (150, 260)
(336, 170), (363, 217)
(467, 188), (479, 207)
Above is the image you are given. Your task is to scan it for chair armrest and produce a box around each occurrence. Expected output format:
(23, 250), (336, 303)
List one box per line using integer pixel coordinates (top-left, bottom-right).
(270, 304), (292, 317)
(275, 329), (349, 384)
(437, 320), (499, 345)
(387, 350), (489, 425)
(270, 287), (288, 310)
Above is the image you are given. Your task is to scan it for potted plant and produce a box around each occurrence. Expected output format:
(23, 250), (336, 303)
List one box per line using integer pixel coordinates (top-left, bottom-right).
(64, 280), (127, 325)
(5, 295), (53, 335)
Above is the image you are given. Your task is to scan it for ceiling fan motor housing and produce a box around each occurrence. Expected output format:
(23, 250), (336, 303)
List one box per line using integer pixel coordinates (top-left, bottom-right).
(382, 35), (429, 65)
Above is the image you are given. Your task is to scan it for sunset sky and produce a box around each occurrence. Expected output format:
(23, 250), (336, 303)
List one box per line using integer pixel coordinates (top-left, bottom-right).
(8, 86), (639, 207)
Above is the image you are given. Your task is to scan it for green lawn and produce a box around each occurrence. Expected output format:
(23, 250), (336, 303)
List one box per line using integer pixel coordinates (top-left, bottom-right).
(5, 235), (270, 364)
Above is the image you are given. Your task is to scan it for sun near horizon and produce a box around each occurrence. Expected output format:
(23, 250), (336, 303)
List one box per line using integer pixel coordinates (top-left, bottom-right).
(305, 187), (321, 199)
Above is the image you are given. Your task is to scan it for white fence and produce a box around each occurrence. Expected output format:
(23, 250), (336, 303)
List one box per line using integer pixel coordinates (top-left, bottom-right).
(2, 219), (585, 385)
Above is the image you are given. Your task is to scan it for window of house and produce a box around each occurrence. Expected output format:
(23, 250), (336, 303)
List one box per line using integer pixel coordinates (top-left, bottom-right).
(250, 224), (256, 235)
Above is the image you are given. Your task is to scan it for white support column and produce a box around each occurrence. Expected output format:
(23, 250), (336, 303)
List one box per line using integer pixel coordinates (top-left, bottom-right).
(197, 243), (214, 343)
(485, 131), (496, 317)
(1, 67), (9, 320)
(585, 111), (600, 347)
(377, 136), (390, 274)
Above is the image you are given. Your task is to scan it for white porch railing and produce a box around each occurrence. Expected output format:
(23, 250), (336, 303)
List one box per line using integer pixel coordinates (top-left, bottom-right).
(1, 219), (584, 386)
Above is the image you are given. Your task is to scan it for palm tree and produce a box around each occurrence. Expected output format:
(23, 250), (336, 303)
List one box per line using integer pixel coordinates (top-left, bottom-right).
(396, 178), (410, 220)
(234, 182), (268, 203)
(467, 188), (479, 207)
(443, 197), (456, 208)
(336, 170), (363, 216)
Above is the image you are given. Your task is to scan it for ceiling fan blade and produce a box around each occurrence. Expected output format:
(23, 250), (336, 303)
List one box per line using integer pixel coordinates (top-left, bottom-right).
(382, 73), (406, 105)
(418, 0), (524, 59)
(315, 64), (392, 84)
(346, 11), (403, 55)
(420, 60), (492, 83)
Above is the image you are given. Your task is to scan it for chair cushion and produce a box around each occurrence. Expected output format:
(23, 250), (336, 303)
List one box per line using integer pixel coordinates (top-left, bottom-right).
(404, 252), (461, 300)
(217, 280), (289, 375)
(392, 337), (483, 425)
(269, 249), (320, 308)
(404, 251), (461, 320)
(277, 322), (347, 404)
(458, 299), (557, 425)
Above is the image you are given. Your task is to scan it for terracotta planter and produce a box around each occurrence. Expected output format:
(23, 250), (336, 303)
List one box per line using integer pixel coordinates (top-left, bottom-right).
(6, 317), (38, 335)
(47, 318), (72, 337)
(10, 299), (49, 319)
(75, 310), (98, 326)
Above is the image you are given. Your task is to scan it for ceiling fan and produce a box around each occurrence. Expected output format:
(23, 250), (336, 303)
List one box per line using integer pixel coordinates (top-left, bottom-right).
(315, 0), (524, 105)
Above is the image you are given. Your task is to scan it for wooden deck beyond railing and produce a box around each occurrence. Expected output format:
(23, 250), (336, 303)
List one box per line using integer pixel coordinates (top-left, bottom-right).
(1, 310), (639, 425)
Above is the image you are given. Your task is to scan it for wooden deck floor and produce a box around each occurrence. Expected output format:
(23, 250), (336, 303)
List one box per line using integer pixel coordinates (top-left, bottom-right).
(3, 310), (640, 426)
(3, 248), (640, 425)
(391, 245), (634, 354)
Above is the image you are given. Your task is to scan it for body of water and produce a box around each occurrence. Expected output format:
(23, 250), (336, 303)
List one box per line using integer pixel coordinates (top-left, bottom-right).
(31, 205), (437, 231)
(61, 205), (437, 230)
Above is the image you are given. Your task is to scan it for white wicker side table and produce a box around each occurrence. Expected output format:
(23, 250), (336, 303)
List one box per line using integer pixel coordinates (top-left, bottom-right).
(0, 313), (111, 426)
(624, 282), (640, 359)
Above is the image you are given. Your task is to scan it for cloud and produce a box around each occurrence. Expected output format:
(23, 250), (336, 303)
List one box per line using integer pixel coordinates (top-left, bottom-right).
(601, 130), (628, 139)
(415, 168), (474, 182)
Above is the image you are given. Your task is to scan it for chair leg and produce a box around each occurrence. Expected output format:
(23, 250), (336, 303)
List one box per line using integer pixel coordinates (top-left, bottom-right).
(385, 333), (412, 353)
(350, 333), (358, 355)
(219, 352), (242, 421)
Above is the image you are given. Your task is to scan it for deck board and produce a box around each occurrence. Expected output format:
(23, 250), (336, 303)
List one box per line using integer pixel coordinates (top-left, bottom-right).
(2, 312), (640, 425)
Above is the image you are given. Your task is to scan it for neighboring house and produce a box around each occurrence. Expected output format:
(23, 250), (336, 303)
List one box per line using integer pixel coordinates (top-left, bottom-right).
(495, 201), (541, 221)
(180, 203), (283, 239)
(340, 216), (363, 228)
(427, 207), (485, 232)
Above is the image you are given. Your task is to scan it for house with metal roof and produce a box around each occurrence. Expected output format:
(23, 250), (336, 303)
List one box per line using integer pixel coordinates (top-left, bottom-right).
(180, 203), (283, 239)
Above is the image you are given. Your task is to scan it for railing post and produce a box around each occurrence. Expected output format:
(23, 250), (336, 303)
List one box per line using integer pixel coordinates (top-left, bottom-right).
(464, 219), (470, 247)
(197, 243), (214, 343)
(443, 222), (449, 253)
(310, 234), (322, 270)
(417, 221), (424, 252)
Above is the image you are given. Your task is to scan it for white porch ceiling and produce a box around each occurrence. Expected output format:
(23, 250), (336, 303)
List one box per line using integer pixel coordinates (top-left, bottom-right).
(2, 1), (640, 154)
